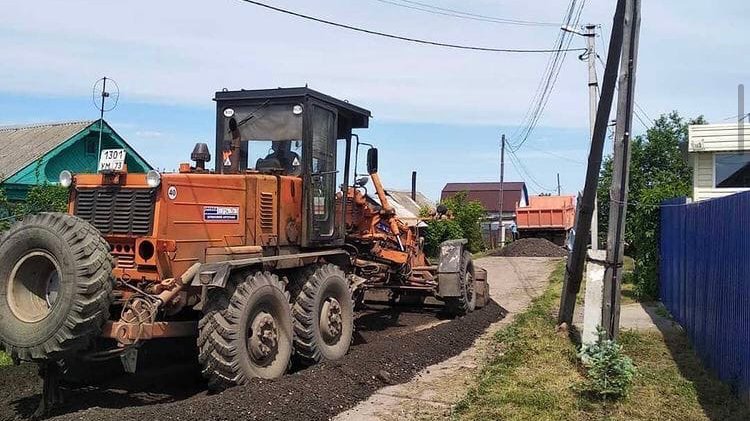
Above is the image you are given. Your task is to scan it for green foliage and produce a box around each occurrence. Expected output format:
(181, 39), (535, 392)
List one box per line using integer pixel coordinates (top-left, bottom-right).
(442, 191), (486, 253)
(418, 205), (433, 218)
(17, 184), (69, 216)
(0, 188), (14, 232)
(0, 184), (69, 232)
(579, 327), (636, 400)
(423, 218), (463, 257)
(0, 351), (11, 367)
(597, 111), (704, 299)
(423, 192), (486, 256)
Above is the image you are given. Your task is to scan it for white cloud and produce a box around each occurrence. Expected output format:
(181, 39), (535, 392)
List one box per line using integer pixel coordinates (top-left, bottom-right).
(134, 130), (164, 138)
(0, 0), (747, 129)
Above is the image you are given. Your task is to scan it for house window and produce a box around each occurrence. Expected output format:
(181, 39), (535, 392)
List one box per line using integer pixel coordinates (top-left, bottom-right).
(85, 138), (97, 156)
(715, 153), (750, 188)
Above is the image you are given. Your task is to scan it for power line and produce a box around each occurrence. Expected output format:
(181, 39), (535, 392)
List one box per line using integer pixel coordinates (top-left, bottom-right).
(596, 25), (651, 130)
(518, 143), (587, 165)
(236, 0), (586, 53)
(507, 148), (557, 192)
(510, 0), (587, 152)
(370, 0), (559, 27)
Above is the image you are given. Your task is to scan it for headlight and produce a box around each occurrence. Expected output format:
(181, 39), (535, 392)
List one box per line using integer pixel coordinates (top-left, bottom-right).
(146, 170), (161, 188)
(59, 170), (73, 188)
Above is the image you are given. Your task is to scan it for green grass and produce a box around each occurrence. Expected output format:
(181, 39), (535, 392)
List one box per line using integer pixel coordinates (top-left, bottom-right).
(454, 261), (750, 421)
(0, 351), (11, 367)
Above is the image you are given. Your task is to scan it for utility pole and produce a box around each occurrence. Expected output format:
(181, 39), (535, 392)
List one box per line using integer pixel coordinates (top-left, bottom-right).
(557, 173), (561, 196)
(602, 0), (641, 340)
(499, 134), (506, 246)
(558, 0), (628, 326)
(585, 24), (600, 251)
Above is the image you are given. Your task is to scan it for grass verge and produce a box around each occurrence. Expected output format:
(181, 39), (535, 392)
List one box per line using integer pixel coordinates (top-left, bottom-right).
(454, 261), (750, 421)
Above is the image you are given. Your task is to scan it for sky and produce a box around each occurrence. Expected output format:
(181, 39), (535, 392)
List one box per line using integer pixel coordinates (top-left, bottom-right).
(0, 0), (748, 201)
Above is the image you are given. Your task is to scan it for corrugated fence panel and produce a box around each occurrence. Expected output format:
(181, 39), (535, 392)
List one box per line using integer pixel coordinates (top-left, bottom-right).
(660, 191), (750, 397)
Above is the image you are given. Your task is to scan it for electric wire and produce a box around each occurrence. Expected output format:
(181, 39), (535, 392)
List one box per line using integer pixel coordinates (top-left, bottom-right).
(595, 25), (651, 130)
(237, 0), (586, 53)
(509, 0), (587, 152)
(519, 142), (587, 165)
(370, 0), (559, 27)
(507, 148), (557, 193)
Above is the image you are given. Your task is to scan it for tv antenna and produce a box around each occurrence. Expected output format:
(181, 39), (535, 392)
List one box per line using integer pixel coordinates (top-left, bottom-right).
(91, 77), (120, 158)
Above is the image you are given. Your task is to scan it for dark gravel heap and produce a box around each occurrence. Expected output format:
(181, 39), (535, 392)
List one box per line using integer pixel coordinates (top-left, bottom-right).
(0, 301), (504, 421)
(493, 238), (568, 258)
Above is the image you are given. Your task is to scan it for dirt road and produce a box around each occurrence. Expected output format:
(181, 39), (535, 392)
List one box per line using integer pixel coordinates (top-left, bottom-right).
(335, 256), (559, 421)
(0, 257), (556, 421)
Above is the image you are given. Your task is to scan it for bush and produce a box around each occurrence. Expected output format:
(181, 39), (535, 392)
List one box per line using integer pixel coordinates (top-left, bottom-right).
(579, 327), (636, 399)
(423, 219), (463, 257)
(423, 191), (486, 256)
(0, 184), (69, 233)
(18, 184), (69, 215)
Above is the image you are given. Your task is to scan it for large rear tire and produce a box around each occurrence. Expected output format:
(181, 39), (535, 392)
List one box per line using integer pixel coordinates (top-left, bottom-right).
(291, 264), (354, 365)
(445, 251), (476, 317)
(198, 271), (293, 390)
(0, 213), (114, 361)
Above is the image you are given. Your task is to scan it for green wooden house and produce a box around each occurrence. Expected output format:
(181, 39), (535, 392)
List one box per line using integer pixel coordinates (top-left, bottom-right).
(0, 120), (152, 200)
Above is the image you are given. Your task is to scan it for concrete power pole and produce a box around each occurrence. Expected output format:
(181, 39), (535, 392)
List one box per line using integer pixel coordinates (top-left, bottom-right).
(585, 24), (600, 251)
(558, 0), (628, 326)
(499, 134), (506, 246)
(602, 0), (641, 340)
(557, 173), (561, 196)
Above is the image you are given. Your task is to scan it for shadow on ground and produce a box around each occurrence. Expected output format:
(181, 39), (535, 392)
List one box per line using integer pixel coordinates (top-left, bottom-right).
(644, 303), (750, 421)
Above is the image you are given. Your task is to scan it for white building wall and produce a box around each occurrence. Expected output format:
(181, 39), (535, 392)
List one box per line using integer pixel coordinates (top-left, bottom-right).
(689, 123), (750, 201)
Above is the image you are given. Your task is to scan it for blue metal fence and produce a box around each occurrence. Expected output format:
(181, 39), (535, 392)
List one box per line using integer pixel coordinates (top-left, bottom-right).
(660, 191), (750, 396)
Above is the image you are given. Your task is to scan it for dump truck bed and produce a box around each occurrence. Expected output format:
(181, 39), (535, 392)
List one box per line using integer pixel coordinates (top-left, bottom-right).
(516, 195), (575, 231)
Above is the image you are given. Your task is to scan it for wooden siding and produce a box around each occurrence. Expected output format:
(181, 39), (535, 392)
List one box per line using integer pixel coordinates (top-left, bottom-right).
(694, 187), (750, 202)
(689, 124), (750, 201)
(688, 123), (750, 152)
(692, 152), (714, 189)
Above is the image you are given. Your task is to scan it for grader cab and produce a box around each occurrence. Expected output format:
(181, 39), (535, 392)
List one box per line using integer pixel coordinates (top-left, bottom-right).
(0, 87), (487, 395)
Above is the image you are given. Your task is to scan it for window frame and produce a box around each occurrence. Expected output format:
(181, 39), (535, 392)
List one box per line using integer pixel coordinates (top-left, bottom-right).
(713, 151), (750, 188)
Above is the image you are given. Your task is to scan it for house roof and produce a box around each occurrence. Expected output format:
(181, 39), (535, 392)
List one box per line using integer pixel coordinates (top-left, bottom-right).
(440, 182), (528, 214)
(386, 189), (435, 217)
(442, 182), (526, 192)
(365, 191), (427, 228)
(0, 121), (95, 179)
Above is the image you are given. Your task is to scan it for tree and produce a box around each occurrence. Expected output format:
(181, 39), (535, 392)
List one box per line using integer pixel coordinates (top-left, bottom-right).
(423, 191), (487, 256)
(597, 111), (705, 299)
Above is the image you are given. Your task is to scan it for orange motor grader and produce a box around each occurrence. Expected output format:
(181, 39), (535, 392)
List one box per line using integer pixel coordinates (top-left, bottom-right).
(0, 87), (487, 392)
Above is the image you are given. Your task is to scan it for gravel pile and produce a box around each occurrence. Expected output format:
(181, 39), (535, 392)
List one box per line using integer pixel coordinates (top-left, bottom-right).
(1, 301), (504, 421)
(493, 238), (568, 258)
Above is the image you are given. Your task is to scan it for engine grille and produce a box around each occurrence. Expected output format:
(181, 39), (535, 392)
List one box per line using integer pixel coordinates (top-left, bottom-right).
(75, 188), (155, 236)
(259, 192), (275, 234)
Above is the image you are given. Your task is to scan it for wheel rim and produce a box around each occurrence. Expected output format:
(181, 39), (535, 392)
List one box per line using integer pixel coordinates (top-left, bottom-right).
(247, 311), (279, 365)
(319, 297), (343, 345)
(7, 250), (62, 323)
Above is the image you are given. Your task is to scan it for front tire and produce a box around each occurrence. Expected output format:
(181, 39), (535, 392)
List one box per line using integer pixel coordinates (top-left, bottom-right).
(0, 213), (114, 362)
(445, 251), (476, 316)
(291, 264), (354, 365)
(198, 271), (293, 390)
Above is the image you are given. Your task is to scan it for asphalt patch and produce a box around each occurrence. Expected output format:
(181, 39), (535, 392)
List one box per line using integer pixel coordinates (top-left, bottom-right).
(0, 301), (504, 421)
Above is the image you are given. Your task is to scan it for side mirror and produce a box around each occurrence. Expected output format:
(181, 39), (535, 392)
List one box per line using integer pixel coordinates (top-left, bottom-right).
(355, 176), (369, 187)
(367, 148), (378, 174)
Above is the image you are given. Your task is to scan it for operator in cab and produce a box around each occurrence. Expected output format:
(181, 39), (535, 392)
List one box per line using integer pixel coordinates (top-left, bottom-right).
(255, 140), (302, 176)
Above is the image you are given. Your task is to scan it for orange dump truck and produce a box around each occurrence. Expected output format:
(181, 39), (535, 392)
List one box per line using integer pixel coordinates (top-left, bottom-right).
(515, 195), (576, 246)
